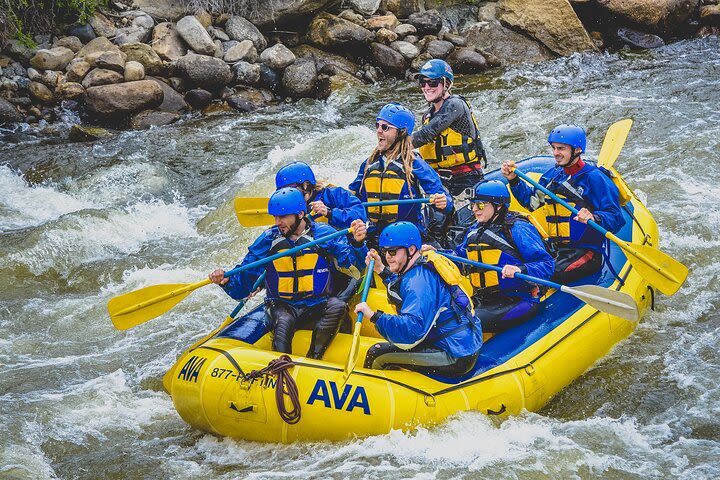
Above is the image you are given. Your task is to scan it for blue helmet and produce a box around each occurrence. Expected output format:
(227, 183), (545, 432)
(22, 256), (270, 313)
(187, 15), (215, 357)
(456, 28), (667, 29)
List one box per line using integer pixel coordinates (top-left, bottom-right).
(415, 59), (454, 82)
(548, 124), (586, 153)
(379, 221), (422, 250)
(268, 187), (306, 216)
(471, 180), (510, 206)
(377, 103), (415, 132)
(275, 161), (316, 189)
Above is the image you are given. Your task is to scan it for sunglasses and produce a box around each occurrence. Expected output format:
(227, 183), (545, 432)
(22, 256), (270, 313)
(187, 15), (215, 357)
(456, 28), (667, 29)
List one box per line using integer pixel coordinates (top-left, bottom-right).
(471, 202), (491, 210)
(418, 78), (442, 88)
(380, 247), (400, 257)
(375, 122), (397, 132)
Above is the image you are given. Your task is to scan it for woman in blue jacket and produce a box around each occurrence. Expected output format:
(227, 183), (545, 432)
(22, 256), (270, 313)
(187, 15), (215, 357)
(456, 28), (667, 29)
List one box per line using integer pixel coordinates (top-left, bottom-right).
(354, 222), (482, 377)
(275, 160), (366, 229)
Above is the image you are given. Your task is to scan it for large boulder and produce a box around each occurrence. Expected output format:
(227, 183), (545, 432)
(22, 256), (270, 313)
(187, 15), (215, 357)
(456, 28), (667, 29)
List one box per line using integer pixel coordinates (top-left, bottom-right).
(497, 0), (597, 56)
(390, 40), (419, 60)
(238, 0), (335, 29)
(445, 47), (489, 73)
(308, 13), (374, 49)
(76, 37), (122, 66)
(407, 10), (443, 35)
(260, 43), (296, 70)
(145, 76), (187, 112)
(177, 53), (233, 89)
(151, 22), (188, 61)
(282, 58), (318, 98)
(370, 42), (406, 75)
(225, 16), (267, 51)
(596, 0), (699, 34)
(463, 21), (554, 65)
(89, 11), (117, 38)
(30, 47), (75, 71)
(28, 81), (56, 103)
(81, 68), (124, 88)
(425, 39), (454, 59)
(176, 15), (216, 56)
(119, 43), (164, 76)
(0, 98), (23, 124)
(291, 45), (359, 75)
(85, 79), (163, 116)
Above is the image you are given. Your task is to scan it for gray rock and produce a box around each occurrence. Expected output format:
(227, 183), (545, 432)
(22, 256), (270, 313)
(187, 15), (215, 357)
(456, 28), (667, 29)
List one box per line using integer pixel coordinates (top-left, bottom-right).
(95, 50), (127, 72)
(89, 11), (117, 38)
(131, 110), (180, 129)
(131, 0), (188, 21)
(213, 40), (224, 58)
(56, 82), (85, 99)
(308, 13), (374, 48)
(68, 24), (96, 43)
(224, 39), (258, 63)
(282, 58), (318, 98)
(177, 53), (233, 88)
(146, 76), (187, 112)
(40, 70), (60, 87)
(339, 9), (366, 25)
(404, 35), (419, 44)
(82, 68), (124, 88)
(259, 64), (281, 92)
(86, 80), (164, 116)
(152, 22), (188, 61)
(76, 37), (122, 66)
(232, 61), (261, 85)
(445, 47), (488, 73)
(225, 16), (267, 51)
(176, 15), (216, 56)
(226, 86), (274, 111)
(259, 43), (296, 70)
(53, 36), (83, 53)
(407, 10), (443, 35)
(26, 67), (43, 82)
(394, 23), (417, 37)
(390, 40), (419, 60)
(350, 0), (381, 16)
(425, 39), (454, 58)
(30, 47), (75, 71)
(463, 21), (554, 65)
(115, 11), (155, 45)
(370, 42), (406, 75)
(124, 60), (145, 81)
(443, 32), (466, 46)
(616, 27), (666, 48)
(184, 88), (213, 109)
(208, 26), (230, 41)
(292, 44), (359, 75)
(0, 98), (23, 124)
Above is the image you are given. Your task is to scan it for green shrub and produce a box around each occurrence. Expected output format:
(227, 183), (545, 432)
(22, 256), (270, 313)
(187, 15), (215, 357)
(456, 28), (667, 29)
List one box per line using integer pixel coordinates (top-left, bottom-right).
(0, 0), (107, 47)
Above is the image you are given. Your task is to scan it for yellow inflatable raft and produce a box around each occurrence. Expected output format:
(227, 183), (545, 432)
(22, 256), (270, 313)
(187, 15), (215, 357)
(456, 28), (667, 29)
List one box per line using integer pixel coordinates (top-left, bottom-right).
(164, 157), (657, 443)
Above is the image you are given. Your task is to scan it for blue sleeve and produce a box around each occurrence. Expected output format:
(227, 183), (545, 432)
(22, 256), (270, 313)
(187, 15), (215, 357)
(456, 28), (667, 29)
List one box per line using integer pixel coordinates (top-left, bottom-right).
(222, 231), (272, 300)
(375, 269), (440, 346)
(412, 156), (454, 212)
(586, 170), (625, 234)
(348, 160), (367, 199)
(453, 224), (475, 258)
(315, 224), (368, 271)
(322, 186), (367, 228)
(512, 222), (554, 281)
(509, 170), (554, 211)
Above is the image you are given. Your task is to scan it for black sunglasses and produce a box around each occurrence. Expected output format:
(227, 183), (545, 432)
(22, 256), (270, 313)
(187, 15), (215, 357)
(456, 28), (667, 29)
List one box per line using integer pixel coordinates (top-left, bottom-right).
(380, 247), (400, 257)
(375, 122), (397, 132)
(418, 78), (442, 88)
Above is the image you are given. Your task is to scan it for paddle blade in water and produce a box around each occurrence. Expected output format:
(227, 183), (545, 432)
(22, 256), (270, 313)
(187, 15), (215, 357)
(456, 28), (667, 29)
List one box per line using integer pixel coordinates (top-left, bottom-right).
(562, 284), (640, 321)
(108, 281), (206, 330)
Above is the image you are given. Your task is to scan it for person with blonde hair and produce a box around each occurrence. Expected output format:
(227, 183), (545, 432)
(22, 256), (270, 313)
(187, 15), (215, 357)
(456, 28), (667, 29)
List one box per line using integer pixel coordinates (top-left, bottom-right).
(349, 103), (452, 247)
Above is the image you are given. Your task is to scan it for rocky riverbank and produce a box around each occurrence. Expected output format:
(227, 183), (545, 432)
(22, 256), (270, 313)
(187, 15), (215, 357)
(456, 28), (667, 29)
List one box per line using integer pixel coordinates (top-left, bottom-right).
(0, 0), (717, 135)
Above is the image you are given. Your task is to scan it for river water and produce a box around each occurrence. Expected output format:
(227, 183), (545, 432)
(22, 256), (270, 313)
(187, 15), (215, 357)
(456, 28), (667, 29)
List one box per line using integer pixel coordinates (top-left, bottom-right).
(1, 37), (719, 479)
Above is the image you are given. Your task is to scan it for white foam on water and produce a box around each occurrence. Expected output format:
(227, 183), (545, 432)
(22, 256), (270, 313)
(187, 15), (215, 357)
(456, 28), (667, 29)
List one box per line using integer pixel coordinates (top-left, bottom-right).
(0, 443), (57, 480)
(0, 165), (91, 231)
(6, 199), (200, 276)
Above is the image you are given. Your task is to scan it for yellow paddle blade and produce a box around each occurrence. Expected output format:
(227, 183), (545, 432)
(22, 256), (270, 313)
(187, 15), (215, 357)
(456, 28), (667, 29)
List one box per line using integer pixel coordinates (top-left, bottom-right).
(598, 119), (633, 168)
(343, 322), (363, 380)
(108, 279), (211, 330)
(234, 196), (273, 227)
(609, 233), (689, 296)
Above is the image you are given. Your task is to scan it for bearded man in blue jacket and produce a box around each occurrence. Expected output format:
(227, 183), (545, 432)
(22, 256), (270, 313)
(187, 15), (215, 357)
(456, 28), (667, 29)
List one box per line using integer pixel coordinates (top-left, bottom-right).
(501, 125), (625, 283)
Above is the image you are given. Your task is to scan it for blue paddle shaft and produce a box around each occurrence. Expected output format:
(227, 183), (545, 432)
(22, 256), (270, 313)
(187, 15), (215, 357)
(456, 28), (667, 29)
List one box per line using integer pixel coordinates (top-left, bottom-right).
(355, 259), (375, 325)
(513, 168), (608, 236)
(363, 198), (430, 207)
(440, 252), (562, 291)
(223, 228), (352, 278)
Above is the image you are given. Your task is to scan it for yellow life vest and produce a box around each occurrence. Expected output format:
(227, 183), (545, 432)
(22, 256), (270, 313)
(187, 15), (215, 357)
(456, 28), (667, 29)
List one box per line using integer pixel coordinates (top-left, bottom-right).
(361, 158), (412, 226)
(265, 229), (332, 301)
(465, 218), (525, 294)
(417, 95), (487, 170)
(422, 250), (475, 316)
